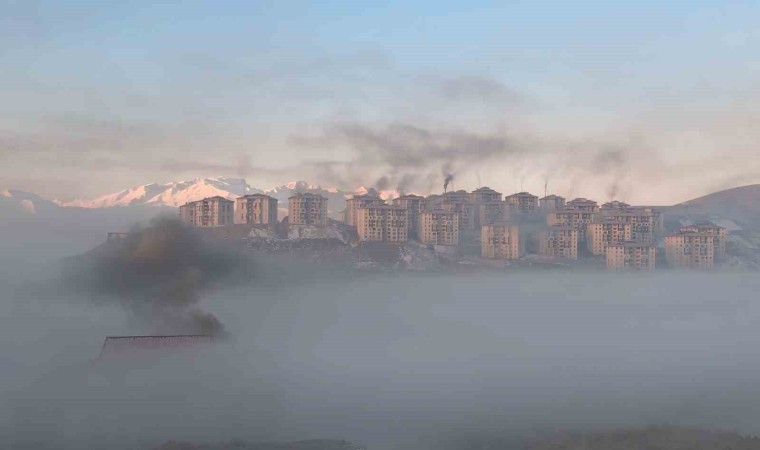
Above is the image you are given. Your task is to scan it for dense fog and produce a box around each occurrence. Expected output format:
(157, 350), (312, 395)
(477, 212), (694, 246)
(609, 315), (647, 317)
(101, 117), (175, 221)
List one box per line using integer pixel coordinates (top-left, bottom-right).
(3, 240), (760, 449)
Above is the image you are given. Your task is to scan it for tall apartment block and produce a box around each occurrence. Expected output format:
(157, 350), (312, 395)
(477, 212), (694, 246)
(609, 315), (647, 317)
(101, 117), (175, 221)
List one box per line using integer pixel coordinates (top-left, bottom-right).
(357, 205), (408, 242)
(235, 194), (278, 225)
(437, 190), (475, 231)
(392, 194), (425, 236)
(470, 187), (503, 228)
(680, 223), (726, 258)
(481, 223), (522, 260)
(288, 193), (327, 226)
(606, 242), (656, 271)
(345, 194), (384, 227)
(538, 226), (579, 260)
(586, 220), (633, 256)
(539, 194), (566, 213)
(179, 196), (234, 227)
(600, 206), (662, 242)
(419, 210), (460, 246)
(566, 198), (599, 213)
(547, 208), (597, 242)
(665, 231), (715, 269)
(504, 192), (539, 212)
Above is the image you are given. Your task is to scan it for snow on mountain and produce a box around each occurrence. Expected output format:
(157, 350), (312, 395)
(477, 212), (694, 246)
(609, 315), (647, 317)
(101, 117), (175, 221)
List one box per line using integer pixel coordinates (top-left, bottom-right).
(57, 178), (263, 208)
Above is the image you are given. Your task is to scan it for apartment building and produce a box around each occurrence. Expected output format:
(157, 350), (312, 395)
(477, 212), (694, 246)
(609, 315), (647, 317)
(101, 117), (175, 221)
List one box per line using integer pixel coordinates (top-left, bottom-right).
(586, 220), (633, 256)
(179, 196), (234, 227)
(392, 194), (425, 236)
(665, 231), (715, 269)
(600, 201), (631, 213)
(606, 242), (656, 271)
(419, 210), (460, 246)
(566, 198), (599, 213)
(434, 191), (475, 231)
(504, 192), (539, 212)
(470, 187), (503, 228)
(601, 207), (661, 242)
(547, 208), (597, 242)
(357, 205), (408, 242)
(539, 194), (566, 213)
(680, 223), (726, 258)
(345, 194), (384, 227)
(235, 194), (278, 225)
(538, 226), (579, 260)
(288, 193), (327, 226)
(481, 223), (522, 260)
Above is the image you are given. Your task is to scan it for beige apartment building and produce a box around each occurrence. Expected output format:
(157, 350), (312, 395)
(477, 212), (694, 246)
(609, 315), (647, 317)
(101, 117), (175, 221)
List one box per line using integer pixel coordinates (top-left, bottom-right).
(179, 196), (234, 227)
(470, 187), (503, 228)
(235, 194), (278, 225)
(680, 223), (726, 257)
(357, 205), (408, 242)
(586, 220), (633, 256)
(481, 223), (522, 260)
(419, 210), (460, 246)
(538, 226), (579, 260)
(437, 191), (475, 231)
(601, 207), (662, 242)
(606, 242), (656, 271)
(392, 194), (425, 236)
(345, 194), (384, 227)
(504, 192), (539, 212)
(566, 198), (599, 213)
(288, 193), (327, 226)
(665, 231), (715, 269)
(539, 194), (566, 213)
(547, 208), (597, 242)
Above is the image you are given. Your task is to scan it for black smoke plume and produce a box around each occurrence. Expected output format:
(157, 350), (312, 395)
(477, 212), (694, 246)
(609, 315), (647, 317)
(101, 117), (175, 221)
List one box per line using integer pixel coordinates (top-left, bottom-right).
(444, 173), (454, 192)
(63, 217), (251, 337)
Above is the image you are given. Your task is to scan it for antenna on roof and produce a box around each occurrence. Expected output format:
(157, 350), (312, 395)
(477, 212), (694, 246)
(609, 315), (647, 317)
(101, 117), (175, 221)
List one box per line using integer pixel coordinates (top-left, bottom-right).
(544, 180), (548, 198)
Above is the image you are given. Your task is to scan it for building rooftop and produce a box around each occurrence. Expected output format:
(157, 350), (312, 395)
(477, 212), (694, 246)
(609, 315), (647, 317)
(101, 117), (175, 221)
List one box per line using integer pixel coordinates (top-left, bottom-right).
(506, 191), (538, 198)
(540, 194), (565, 200)
(237, 193), (276, 200)
(289, 192), (326, 199)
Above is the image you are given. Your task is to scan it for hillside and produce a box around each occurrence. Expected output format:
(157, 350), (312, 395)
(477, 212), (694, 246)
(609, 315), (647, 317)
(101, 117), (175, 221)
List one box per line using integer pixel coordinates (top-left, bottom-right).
(667, 184), (760, 231)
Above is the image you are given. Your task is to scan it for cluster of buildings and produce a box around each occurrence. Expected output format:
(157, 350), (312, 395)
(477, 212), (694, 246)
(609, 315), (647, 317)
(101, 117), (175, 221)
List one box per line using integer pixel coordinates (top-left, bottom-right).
(177, 185), (728, 271)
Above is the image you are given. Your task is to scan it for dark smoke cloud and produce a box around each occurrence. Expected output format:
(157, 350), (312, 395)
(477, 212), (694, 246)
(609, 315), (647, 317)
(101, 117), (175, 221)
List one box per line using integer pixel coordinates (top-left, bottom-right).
(63, 216), (251, 336)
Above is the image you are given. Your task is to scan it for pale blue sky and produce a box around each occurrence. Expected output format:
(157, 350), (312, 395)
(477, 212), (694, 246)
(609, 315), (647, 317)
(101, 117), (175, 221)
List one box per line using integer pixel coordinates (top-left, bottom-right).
(2, 0), (760, 202)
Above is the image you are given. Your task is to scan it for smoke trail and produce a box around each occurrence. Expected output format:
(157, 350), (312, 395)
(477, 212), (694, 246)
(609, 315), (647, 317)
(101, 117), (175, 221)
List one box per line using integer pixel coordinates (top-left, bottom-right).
(63, 216), (251, 337)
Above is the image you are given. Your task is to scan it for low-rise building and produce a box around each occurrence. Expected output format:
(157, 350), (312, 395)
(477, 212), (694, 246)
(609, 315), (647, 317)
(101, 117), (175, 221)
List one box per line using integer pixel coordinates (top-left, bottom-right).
(665, 231), (715, 269)
(288, 193), (327, 226)
(235, 194), (278, 225)
(504, 192), (539, 212)
(606, 242), (656, 271)
(538, 226), (579, 260)
(357, 205), (408, 242)
(179, 196), (234, 227)
(345, 194), (384, 227)
(586, 220), (633, 256)
(481, 223), (522, 260)
(419, 210), (460, 246)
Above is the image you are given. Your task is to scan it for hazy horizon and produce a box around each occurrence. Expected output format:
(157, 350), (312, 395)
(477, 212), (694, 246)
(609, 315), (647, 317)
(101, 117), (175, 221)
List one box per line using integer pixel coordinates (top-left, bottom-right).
(3, 1), (760, 204)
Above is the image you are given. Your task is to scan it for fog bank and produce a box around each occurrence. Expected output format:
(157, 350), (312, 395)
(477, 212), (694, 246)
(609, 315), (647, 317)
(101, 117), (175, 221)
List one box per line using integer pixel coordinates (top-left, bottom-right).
(3, 259), (760, 449)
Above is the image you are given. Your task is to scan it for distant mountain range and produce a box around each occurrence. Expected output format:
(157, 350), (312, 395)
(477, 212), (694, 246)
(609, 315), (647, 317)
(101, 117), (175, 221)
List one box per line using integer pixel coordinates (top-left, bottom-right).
(42, 177), (399, 218)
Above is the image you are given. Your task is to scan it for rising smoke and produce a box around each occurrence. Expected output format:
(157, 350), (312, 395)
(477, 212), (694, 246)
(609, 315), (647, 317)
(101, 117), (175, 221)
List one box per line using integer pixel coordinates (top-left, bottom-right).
(62, 216), (251, 337)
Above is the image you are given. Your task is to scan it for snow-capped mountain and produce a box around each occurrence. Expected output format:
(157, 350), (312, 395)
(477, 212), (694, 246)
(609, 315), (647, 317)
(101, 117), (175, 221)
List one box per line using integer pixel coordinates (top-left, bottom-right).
(57, 178), (262, 208)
